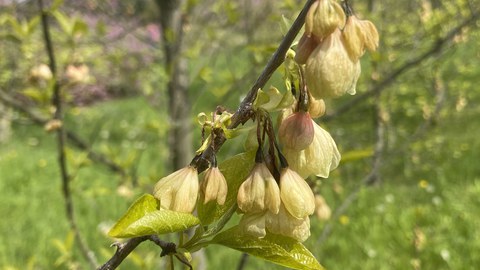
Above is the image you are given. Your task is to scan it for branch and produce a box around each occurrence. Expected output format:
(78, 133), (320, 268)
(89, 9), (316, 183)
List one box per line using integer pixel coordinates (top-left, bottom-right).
(0, 88), (126, 176)
(194, 0), (317, 172)
(98, 1), (317, 268)
(38, 0), (98, 267)
(98, 236), (176, 270)
(323, 11), (480, 122)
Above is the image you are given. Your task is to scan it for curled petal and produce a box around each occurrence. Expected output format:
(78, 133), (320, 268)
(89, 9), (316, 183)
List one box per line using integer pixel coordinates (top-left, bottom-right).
(266, 204), (311, 242)
(239, 212), (266, 238)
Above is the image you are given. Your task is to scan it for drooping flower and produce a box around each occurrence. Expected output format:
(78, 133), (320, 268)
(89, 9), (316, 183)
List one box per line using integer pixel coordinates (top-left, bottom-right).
(266, 203), (311, 242)
(305, 28), (361, 99)
(279, 167), (316, 219)
(342, 15), (379, 61)
(308, 94), (326, 119)
(237, 163), (281, 214)
(201, 166), (228, 205)
(153, 166), (199, 213)
(239, 212), (267, 238)
(278, 111), (315, 151)
(305, 0), (346, 40)
(283, 118), (340, 178)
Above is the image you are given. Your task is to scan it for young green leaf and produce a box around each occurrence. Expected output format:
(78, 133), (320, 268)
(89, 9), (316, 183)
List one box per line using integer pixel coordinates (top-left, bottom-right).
(197, 151), (255, 224)
(108, 194), (159, 238)
(211, 226), (324, 270)
(116, 210), (200, 238)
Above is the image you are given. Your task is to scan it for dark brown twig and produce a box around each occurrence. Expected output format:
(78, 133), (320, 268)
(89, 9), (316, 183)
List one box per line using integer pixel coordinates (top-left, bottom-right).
(38, 0), (98, 267)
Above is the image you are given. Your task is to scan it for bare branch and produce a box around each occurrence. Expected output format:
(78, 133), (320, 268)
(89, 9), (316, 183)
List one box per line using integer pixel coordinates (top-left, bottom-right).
(38, 0), (98, 267)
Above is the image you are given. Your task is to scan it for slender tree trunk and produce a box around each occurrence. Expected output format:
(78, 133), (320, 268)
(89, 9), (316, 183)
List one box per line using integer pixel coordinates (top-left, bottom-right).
(156, 0), (193, 170)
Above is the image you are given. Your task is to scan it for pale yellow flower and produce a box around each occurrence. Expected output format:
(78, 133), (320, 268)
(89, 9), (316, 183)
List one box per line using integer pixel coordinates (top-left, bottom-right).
(315, 194), (332, 220)
(305, 0), (346, 40)
(239, 212), (267, 238)
(305, 29), (361, 99)
(201, 166), (228, 205)
(153, 166), (199, 213)
(266, 203), (311, 242)
(283, 119), (340, 178)
(237, 163), (281, 214)
(279, 168), (315, 219)
(342, 15), (379, 61)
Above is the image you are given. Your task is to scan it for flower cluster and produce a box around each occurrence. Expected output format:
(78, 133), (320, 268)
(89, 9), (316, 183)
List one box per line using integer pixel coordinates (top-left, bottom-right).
(150, 0), (378, 244)
(237, 164), (314, 242)
(297, 0), (379, 99)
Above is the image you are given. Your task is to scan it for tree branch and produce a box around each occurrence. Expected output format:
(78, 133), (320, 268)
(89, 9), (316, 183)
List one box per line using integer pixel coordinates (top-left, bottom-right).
(38, 0), (98, 267)
(323, 11), (480, 122)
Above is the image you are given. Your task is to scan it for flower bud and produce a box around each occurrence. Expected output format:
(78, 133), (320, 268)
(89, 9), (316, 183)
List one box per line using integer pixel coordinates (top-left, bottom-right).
(29, 64), (52, 82)
(201, 166), (228, 205)
(305, 29), (361, 99)
(294, 34), (319, 65)
(279, 168), (315, 219)
(237, 163), (281, 214)
(305, 0), (346, 40)
(283, 120), (340, 178)
(239, 212), (266, 238)
(266, 203), (311, 242)
(279, 112), (315, 151)
(308, 94), (326, 118)
(153, 166), (199, 213)
(342, 15), (379, 61)
(315, 194), (331, 220)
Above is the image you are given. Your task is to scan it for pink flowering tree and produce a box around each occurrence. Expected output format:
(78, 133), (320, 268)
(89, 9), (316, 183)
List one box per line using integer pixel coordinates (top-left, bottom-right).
(101, 0), (378, 269)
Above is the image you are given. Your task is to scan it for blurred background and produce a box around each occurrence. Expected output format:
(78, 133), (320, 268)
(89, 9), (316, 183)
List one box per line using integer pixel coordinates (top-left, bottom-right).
(0, 0), (479, 269)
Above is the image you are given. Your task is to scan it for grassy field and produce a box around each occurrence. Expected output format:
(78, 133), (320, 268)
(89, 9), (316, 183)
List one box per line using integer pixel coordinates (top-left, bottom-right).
(1, 93), (479, 269)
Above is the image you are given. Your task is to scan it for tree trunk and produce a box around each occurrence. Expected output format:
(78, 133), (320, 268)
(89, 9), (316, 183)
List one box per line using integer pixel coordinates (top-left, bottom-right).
(156, 0), (193, 170)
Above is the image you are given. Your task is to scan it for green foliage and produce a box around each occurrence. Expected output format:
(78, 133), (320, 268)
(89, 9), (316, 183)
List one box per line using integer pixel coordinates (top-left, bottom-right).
(212, 226), (324, 270)
(109, 194), (200, 238)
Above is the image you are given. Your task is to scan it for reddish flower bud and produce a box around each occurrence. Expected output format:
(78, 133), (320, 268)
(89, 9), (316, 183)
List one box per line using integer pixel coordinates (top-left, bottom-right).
(278, 112), (315, 151)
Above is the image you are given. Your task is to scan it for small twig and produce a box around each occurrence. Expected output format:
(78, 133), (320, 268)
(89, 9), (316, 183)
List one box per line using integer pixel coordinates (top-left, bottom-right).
(38, 0), (98, 267)
(323, 11), (479, 122)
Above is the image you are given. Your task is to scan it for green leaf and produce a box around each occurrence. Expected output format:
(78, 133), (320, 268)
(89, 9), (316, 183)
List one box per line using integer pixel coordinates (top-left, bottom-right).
(340, 148), (374, 163)
(72, 19), (88, 37)
(108, 194), (159, 237)
(109, 194), (200, 238)
(212, 226), (324, 270)
(253, 88), (270, 109)
(52, 10), (72, 34)
(197, 151), (255, 224)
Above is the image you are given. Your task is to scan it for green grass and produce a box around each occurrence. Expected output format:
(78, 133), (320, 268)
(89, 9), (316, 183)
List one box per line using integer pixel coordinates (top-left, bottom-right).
(1, 92), (480, 269)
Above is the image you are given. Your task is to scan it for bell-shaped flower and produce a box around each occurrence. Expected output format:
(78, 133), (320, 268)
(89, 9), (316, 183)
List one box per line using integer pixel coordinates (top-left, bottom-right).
(266, 203), (311, 242)
(279, 168), (315, 219)
(237, 163), (281, 214)
(283, 119), (341, 178)
(279, 111), (315, 151)
(305, 0), (346, 40)
(153, 166), (199, 213)
(201, 166), (228, 205)
(342, 15), (379, 61)
(239, 212), (267, 238)
(305, 29), (361, 99)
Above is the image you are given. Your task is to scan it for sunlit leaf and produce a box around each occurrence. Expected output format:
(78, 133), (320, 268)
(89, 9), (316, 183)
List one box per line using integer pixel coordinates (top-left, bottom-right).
(212, 226), (324, 270)
(340, 148), (374, 163)
(108, 194), (158, 237)
(108, 194), (200, 238)
(198, 151), (255, 224)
